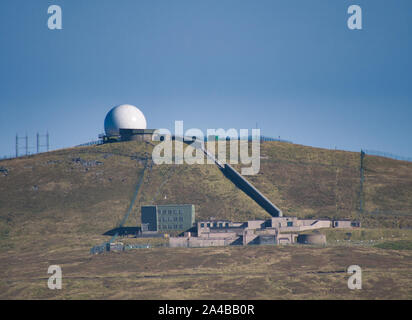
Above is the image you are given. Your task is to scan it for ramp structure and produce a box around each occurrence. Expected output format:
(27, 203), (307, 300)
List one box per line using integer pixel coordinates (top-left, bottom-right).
(222, 163), (282, 217)
(186, 139), (283, 217)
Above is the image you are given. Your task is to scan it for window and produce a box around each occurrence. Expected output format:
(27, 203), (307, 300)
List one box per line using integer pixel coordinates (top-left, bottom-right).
(225, 223), (229, 227)
(179, 224), (183, 229)
(168, 210), (172, 215)
(213, 223), (217, 227)
(287, 221), (293, 227)
(173, 210), (177, 214)
(162, 225), (167, 229)
(162, 210), (166, 214)
(200, 223), (205, 228)
(174, 225), (178, 229)
(168, 225), (172, 229)
(179, 210), (183, 215)
(207, 223), (210, 227)
(174, 217), (178, 222)
(219, 223), (223, 228)
(179, 217), (183, 222)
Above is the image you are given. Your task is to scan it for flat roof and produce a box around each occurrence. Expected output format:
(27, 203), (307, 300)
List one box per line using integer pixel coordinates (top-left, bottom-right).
(119, 128), (157, 134)
(142, 204), (194, 208)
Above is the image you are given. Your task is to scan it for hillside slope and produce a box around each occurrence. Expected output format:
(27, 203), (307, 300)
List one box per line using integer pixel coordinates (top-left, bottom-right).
(1, 140), (412, 299)
(1, 140), (412, 247)
(233, 142), (412, 227)
(0, 141), (271, 248)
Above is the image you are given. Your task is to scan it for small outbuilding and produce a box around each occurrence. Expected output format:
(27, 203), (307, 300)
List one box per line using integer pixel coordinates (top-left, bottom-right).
(297, 234), (326, 245)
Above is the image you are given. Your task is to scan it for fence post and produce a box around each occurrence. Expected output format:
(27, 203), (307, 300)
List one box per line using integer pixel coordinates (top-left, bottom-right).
(359, 150), (365, 213)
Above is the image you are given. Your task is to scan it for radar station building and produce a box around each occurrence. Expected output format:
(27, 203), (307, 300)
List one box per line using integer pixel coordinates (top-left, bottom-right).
(141, 204), (196, 233)
(102, 104), (157, 143)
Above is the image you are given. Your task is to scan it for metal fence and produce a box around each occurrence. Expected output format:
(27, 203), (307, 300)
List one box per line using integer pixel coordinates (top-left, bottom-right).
(259, 136), (293, 143)
(90, 242), (168, 254)
(76, 140), (104, 147)
(202, 135), (293, 143)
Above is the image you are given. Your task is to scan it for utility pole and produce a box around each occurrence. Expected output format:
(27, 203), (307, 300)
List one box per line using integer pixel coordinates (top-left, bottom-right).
(15, 131), (50, 158)
(16, 134), (18, 158)
(334, 154), (339, 217)
(37, 132), (50, 153)
(15, 134), (28, 157)
(359, 150), (365, 213)
(36, 133), (40, 153)
(25, 133), (28, 156)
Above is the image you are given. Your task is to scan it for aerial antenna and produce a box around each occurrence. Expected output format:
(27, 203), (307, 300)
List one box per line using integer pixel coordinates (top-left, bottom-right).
(36, 132), (50, 153)
(25, 133), (28, 156)
(15, 132), (50, 158)
(15, 133), (29, 157)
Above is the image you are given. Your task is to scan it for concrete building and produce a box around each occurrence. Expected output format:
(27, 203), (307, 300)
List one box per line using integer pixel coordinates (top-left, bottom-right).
(141, 204), (195, 233)
(169, 236), (237, 248)
(119, 129), (156, 142)
(101, 104), (158, 143)
(197, 220), (245, 237)
(332, 220), (361, 228)
(270, 217), (332, 233)
(297, 234), (327, 245)
(169, 216), (360, 248)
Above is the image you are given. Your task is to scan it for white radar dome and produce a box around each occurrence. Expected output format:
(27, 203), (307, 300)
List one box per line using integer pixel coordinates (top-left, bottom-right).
(104, 104), (147, 136)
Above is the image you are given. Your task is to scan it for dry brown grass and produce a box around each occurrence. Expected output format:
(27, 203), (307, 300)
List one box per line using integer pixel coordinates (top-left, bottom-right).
(1, 140), (412, 299)
(0, 245), (411, 299)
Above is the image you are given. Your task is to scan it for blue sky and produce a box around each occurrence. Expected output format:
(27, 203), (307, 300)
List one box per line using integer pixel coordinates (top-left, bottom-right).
(0, 0), (411, 157)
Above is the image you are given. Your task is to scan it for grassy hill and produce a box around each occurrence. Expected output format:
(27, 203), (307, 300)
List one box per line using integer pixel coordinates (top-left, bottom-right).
(1, 140), (412, 246)
(1, 140), (412, 299)
(0, 141), (272, 250)
(233, 141), (412, 227)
